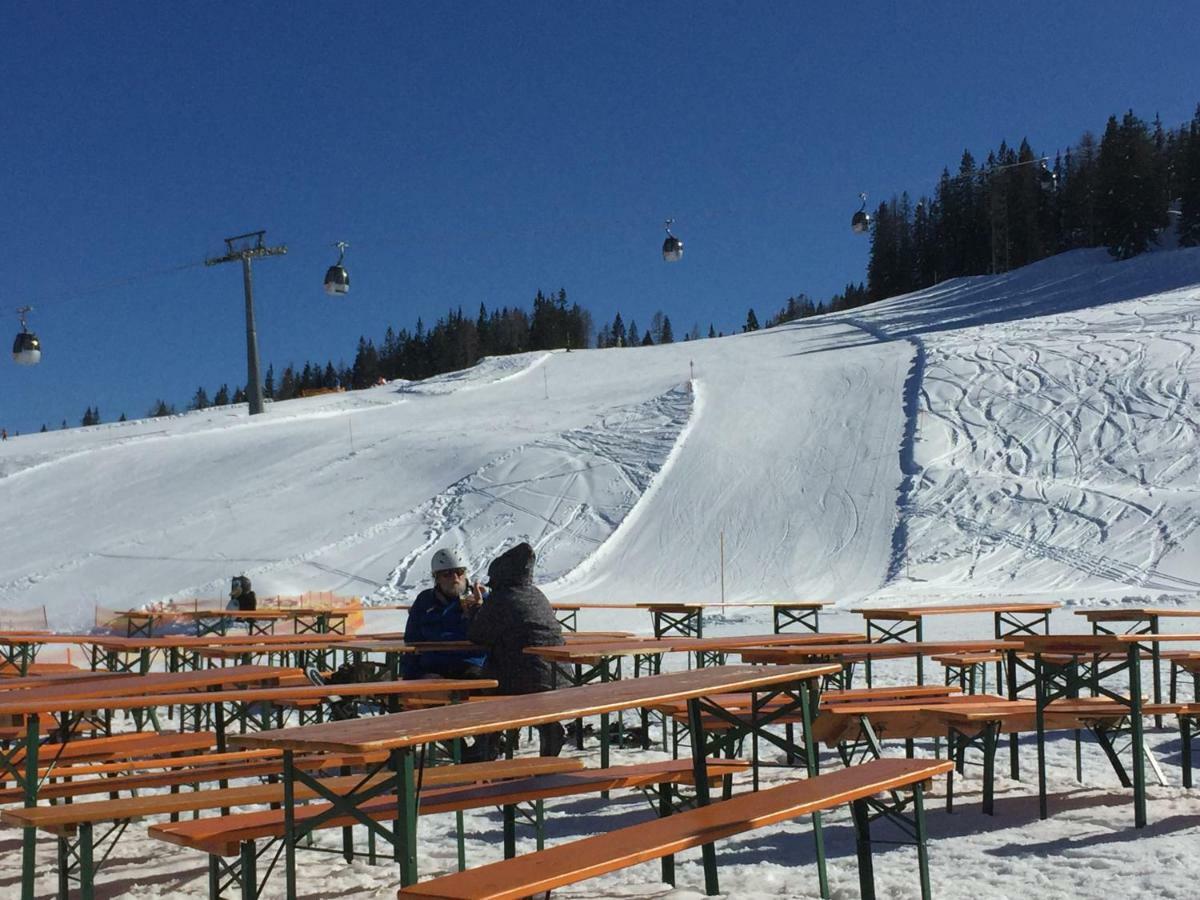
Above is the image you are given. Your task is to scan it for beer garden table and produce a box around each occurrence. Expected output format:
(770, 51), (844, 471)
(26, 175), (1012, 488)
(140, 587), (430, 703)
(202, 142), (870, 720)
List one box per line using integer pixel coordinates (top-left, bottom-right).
(0, 671), (493, 900)
(229, 663), (841, 897)
(1074, 607), (1200, 721)
(850, 602), (1062, 685)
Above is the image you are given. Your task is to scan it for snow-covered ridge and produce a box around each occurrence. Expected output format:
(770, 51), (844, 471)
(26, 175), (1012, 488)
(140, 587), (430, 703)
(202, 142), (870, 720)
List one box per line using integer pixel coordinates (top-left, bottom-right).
(2, 246), (1200, 629)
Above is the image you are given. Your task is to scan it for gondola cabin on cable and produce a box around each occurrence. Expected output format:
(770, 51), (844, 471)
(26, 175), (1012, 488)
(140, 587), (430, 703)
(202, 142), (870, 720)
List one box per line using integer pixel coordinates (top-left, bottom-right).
(661, 219), (683, 262)
(12, 307), (40, 366)
(851, 192), (871, 234)
(1038, 161), (1058, 193)
(324, 241), (350, 296)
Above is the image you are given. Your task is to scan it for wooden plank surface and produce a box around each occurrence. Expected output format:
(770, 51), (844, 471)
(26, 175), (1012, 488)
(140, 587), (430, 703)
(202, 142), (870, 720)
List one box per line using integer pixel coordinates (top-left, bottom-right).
(1076, 608), (1200, 621)
(851, 602), (1062, 620)
(395, 757), (952, 900)
(737, 639), (1022, 663)
(229, 664), (840, 753)
(669, 632), (864, 651)
(0, 677), (496, 716)
(0, 665), (292, 708)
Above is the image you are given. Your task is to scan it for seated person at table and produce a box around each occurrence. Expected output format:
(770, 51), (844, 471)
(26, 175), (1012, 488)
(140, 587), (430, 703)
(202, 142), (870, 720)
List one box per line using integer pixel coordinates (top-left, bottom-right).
(227, 575), (257, 612)
(466, 541), (566, 757)
(402, 548), (487, 679)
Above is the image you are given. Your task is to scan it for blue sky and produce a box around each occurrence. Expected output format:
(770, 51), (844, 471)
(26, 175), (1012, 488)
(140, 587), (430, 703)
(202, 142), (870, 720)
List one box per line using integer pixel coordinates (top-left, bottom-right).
(1, 2), (1197, 434)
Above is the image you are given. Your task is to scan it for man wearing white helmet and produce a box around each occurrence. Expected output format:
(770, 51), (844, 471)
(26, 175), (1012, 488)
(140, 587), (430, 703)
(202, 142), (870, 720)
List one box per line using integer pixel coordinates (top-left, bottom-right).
(401, 548), (487, 679)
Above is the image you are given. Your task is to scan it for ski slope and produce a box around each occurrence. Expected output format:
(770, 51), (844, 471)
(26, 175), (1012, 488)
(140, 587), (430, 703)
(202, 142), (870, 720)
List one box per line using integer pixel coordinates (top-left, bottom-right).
(3, 246), (1200, 629)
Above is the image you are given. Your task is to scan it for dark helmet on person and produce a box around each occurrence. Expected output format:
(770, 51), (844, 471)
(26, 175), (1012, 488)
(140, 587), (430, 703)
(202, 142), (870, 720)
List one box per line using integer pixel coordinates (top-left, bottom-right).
(230, 575), (250, 596)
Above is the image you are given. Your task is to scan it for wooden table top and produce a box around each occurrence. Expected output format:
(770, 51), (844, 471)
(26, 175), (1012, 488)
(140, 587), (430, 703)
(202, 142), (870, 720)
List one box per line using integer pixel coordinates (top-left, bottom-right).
(0, 665), (293, 708)
(1018, 633), (1200, 650)
(669, 632), (865, 651)
(737, 639), (1024, 662)
(121, 608), (353, 620)
(229, 664), (841, 753)
(0, 677), (497, 716)
(0, 633), (361, 649)
(851, 602), (1063, 620)
(1074, 608), (1200, 621)
(525, 640), (679, 661)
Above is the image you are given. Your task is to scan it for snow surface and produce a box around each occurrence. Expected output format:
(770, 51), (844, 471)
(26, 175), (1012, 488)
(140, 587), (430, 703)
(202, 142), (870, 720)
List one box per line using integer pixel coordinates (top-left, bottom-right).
(3, 245), (1200, 896)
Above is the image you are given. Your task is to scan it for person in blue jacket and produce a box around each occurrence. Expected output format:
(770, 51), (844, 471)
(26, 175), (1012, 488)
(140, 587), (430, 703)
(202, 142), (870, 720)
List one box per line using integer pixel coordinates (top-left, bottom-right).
(402, 548), (487, 679)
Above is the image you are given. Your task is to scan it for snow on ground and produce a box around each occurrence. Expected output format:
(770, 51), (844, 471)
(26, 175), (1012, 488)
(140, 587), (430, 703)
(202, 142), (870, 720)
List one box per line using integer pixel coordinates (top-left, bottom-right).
(3, 245), (1200, 896)
(10, 608), (1200, 900)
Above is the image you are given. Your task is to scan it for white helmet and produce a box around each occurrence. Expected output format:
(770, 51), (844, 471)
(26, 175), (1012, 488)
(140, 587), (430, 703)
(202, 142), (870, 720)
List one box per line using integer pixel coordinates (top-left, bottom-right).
(430, 547), (466, 574)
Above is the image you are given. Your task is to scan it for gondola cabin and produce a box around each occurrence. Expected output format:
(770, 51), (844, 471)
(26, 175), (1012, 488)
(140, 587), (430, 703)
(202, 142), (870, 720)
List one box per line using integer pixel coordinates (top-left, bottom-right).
(324, 264), (350, 295)
(12, 330), (40, 365)
(662, 234), (684, 262)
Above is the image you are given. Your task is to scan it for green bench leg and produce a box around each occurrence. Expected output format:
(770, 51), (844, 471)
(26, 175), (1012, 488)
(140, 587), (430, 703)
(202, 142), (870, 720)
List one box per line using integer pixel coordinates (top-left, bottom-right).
(851, 797), (876, 900)
(658, 782), (675, 886)
(1182, 715), (1193, 789)
(240, 840), (257, 900)
(914, 784), (933, 900)
(78, 822), (94, 900)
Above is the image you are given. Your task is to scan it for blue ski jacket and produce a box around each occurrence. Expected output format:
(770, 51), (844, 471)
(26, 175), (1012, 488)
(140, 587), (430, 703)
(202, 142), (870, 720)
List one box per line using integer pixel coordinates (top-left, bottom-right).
(402, 587), (487, 678)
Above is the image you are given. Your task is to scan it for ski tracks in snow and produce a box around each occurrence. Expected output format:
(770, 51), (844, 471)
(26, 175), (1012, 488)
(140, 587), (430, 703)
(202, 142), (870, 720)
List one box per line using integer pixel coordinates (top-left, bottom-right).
(899, 294), (1200, 593)
(298, 384), (696, 598)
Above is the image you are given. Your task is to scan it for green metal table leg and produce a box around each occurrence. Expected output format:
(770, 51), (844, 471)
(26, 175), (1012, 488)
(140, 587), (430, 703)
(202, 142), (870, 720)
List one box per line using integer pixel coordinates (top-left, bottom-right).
(1128, 643), (1147, 828)
(686, 698), (719, 896)
(21, 712), (39, 900)
(393, 747), (418, 885)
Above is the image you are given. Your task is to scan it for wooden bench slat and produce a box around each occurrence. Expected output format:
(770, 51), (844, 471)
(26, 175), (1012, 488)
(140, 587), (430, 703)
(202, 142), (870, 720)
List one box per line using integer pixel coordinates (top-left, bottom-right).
(397, 757), (952, 900)
(150, 758), (748, 857)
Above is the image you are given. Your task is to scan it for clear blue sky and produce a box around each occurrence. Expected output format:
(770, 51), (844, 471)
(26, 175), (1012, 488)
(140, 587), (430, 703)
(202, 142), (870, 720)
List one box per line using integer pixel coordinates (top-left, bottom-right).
(1, 2), (1196, 434)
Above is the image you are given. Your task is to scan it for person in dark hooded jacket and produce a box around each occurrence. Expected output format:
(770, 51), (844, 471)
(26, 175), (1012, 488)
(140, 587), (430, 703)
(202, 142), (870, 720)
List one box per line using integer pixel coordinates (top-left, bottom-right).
(465, 541), (566, 756)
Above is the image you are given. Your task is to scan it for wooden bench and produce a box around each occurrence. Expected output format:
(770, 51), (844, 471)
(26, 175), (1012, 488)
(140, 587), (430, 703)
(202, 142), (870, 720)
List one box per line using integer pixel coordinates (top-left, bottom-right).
(397, 756), (952, 900)
(0, 730), (220, 776)
(149, 758), (750, 900)
(7, 756), (587, 898)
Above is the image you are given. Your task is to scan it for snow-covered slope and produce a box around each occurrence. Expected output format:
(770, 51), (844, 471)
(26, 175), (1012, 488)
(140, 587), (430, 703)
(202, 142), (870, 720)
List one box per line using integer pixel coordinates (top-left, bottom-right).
(4, 246), (1200, 629)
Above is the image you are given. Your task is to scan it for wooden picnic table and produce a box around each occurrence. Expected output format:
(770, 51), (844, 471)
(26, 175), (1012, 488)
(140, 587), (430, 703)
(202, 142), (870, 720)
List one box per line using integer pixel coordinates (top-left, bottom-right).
(230, 663), (840, 895)
(0, 671), (495, 900)
(1074, 607), (1200, 713)
(994, 632), (1200, 828)
(120, 606), (354, 638)
(849, 602), (1062, 685)
(0, 663), (297, 899)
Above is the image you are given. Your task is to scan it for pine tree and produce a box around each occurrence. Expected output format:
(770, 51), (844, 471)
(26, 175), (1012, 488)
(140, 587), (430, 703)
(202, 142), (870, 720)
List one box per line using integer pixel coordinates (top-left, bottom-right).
(118, 413), (127, 422)
(1179, 105), (1200, 246)
(627, 320), (640, 347)
(263, 364), (275, 399)
(707, 324), (716, 339)
(744, 309), (759, 332)
(232, 386), (247, 404)
(660, 316), (674, 344)
(214, 384), (230, 406)
(611, 313), (626, 347)
(641, 331), (654, 346)
(40, 424), (47, 433)
(1097, 110), (1166, 258)
(190, 386), (210, 411)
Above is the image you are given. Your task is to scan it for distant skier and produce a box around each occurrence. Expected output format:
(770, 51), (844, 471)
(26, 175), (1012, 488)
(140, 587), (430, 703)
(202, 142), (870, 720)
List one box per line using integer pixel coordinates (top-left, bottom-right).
(401, 548), (487, 679)
(227, 575), (257, 612)
(465, 541), (566, 758)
